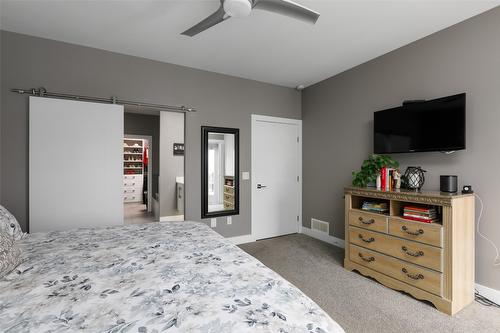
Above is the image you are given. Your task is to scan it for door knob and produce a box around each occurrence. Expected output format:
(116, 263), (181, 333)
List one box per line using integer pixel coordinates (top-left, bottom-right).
(257, 184), (267, 189)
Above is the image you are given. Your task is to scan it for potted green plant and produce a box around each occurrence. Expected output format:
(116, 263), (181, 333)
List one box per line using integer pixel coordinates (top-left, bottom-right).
(352, 154), (399, 187)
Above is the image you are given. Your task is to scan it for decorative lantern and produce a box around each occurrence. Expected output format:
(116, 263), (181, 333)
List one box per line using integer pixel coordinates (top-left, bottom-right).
(403, 166), (426, 190)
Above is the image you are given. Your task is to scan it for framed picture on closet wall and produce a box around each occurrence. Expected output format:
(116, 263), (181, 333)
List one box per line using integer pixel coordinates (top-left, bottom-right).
(173, 143), (184, 155)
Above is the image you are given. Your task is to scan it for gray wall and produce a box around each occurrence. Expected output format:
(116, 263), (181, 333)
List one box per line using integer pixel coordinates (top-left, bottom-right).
(0, 30), (301, 237)
(124, 112), (160, 195)
(159, 111), (184, 217)
(302, 7), (500, 290)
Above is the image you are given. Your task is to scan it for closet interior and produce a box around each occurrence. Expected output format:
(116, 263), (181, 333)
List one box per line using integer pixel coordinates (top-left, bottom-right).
(123, 137), (153, 224)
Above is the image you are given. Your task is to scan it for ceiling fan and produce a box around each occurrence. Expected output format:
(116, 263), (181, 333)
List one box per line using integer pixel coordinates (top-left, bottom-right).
(181, 0), (320, 37)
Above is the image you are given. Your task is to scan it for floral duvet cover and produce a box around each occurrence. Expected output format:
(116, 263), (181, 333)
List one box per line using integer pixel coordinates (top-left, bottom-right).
(0, 221), (344, 333)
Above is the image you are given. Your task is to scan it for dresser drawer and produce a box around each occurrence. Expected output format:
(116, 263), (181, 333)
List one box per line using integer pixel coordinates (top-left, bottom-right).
(123, 188), (141, 195)
(389, 218), (443, 248)
(350, 245), (442, 296)
(123, 175), (141, 181)
(224, 193), (234, 202)
(123, 194), (141, 202)
(349, 210), (388, 233)
(224, 185), (235, 195)
(123, 180), (143, 188)
(349, 226), (442, 272)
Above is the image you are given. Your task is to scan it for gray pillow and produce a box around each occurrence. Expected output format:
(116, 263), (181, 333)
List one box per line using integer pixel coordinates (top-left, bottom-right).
(0, 229), (22, 279)
(0, 205), (26, 240)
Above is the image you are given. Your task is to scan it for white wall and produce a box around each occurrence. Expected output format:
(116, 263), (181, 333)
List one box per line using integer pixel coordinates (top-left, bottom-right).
(159, 111), (184, 217)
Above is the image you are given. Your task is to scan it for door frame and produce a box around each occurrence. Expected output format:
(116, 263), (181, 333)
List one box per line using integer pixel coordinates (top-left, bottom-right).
(251, 114), (302, 240)
(207, 139), (225, 206)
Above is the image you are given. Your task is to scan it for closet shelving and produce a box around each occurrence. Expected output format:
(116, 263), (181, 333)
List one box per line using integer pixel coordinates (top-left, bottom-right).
(123, 138), (144, 175)
(123, 138), (145, 203)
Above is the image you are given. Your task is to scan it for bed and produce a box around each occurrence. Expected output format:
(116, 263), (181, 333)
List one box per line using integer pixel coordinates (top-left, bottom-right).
(0, 221), (344, 332)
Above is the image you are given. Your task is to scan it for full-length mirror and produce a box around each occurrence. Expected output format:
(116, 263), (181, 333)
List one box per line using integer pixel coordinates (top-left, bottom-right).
(201, 126), (239, 218)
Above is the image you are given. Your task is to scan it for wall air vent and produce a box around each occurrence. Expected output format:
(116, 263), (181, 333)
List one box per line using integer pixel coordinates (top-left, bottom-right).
(311, 218), (329, 234)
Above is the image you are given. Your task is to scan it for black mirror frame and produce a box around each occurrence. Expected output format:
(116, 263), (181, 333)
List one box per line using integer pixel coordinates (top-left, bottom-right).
(201, 126), (240, 219)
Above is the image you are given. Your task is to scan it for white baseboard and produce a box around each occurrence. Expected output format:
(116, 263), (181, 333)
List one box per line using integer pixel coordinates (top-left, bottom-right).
(160, 215), (184, 222)
(301, 226), (345, 249)
(475, 283), (500, 305)
(227, 234), (256, 245)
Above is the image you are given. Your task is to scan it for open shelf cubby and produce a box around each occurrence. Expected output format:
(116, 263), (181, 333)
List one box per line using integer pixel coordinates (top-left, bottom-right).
(390, 200), (443, 225)
(351, 195), (390, 215)
(350, 194), (443, 224)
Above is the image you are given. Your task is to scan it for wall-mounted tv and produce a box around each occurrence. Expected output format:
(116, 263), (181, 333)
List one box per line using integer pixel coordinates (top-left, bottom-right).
(374, 93), (466, 154)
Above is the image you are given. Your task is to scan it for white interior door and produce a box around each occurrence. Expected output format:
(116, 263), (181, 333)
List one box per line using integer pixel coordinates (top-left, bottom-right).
(252, 115), (302, 240)
(29, 97), (124, 232)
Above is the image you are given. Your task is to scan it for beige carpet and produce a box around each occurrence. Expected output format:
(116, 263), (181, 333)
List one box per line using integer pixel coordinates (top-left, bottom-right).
(239, 234), (500, 333)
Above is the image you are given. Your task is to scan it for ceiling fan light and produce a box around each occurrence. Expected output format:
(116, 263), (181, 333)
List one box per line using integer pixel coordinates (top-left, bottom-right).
(223, 0), (252, 18)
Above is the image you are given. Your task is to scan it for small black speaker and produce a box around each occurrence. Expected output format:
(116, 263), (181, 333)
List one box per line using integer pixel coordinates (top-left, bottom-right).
(440, 175), (458, 193)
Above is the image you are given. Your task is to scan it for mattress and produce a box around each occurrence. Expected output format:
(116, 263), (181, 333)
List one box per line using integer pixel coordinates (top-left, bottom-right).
(0, 221), (344, 332)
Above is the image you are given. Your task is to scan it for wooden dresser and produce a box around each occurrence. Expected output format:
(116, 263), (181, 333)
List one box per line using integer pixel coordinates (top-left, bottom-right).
(223, 176), (235, 210)
(344, 187), (475, 315)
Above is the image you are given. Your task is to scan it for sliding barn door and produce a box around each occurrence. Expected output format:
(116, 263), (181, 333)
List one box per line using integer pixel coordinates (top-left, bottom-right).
(29, 97), (124, 232)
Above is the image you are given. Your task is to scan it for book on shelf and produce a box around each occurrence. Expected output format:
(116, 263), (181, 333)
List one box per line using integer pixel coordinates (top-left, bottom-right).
(404, 205), (435, 212)
(402, 215), (438, 223)
(386, 168), (392, 191)
(403, 205), (438, 223)
(361, 201), (389, 214)
(381, 167), (386, 190)
(403, 212), (437, 219)
(379, 167), (395, 191)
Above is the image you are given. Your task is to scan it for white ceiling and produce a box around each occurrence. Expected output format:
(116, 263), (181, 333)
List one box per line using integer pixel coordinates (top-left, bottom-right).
(1, 0), (499, 87)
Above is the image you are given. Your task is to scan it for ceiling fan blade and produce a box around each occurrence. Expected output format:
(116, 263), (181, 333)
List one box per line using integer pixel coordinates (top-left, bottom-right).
(253, 0), (319, 24)
(181, 2), (228, 37)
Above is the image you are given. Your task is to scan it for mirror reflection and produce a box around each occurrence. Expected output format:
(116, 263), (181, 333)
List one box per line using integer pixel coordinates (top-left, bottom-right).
(202, 127), (239, 218)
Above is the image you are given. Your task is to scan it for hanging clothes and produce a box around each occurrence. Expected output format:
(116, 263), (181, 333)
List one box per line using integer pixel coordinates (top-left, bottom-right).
(143, 146), (149, 205)
(143, 146), (149, 166)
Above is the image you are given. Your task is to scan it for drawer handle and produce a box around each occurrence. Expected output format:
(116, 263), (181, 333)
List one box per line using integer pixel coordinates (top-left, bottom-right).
(358, 234), (375, 243)
(401, 226), (424, 236)
(401, 246), (424, 257)
(358, 253), (375, 262)
(358, 217), (375, 225)
(402, 268), (424, 280)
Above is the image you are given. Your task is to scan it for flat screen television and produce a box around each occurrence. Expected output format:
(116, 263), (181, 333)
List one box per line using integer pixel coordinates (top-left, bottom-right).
(374, 93), (466, 154)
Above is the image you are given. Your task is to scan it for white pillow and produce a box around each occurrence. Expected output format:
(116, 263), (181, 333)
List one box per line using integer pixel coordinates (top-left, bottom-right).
(0, 205), (26, 240)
